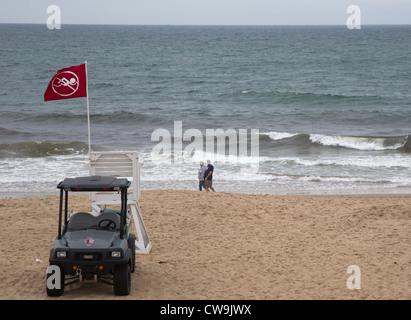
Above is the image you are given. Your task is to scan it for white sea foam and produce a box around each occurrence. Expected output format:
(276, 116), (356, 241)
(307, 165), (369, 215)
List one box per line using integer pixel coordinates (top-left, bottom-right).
(309, 134), (407, 151)
(1, 142), (410, 194)
(2, 152), (411, 195)
(263, 131), (300, 140)
(270, 155), (411, 169)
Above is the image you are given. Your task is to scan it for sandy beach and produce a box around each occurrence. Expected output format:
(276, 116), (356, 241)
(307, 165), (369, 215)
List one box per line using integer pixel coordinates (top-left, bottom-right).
(0, 190), (409, 300)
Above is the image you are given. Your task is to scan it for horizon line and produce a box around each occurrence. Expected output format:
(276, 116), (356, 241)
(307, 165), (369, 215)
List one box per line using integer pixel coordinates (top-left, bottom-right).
(1, 22), (411, 27)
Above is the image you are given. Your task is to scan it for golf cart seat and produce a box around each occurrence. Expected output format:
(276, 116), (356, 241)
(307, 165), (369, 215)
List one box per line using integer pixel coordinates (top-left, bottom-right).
(67, 212), (95, 230)
(67, 211), (121, 231)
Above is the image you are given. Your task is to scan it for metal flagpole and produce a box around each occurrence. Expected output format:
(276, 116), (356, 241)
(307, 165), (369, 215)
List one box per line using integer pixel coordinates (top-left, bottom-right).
(85, 61), (91, 156)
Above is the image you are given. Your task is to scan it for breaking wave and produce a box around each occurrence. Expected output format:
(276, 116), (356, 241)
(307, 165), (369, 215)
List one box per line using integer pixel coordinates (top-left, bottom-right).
(262, 132), (410, 152)
(310, 134), (409, 151)
(0, 140), (89, 158)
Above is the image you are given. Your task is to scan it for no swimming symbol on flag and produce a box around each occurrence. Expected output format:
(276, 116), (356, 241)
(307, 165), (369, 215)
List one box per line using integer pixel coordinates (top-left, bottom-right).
(52, 71), (79, 96)
(44, 64), (87, 101)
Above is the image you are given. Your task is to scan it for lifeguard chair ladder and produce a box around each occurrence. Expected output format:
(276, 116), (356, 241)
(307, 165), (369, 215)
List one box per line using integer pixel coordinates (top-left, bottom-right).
(89, 151), (151, 254)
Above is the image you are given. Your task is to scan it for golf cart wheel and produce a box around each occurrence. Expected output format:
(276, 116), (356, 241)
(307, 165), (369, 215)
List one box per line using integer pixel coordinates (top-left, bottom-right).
(113, 263), (131, 296)
(128, 233), (136, 273)
(46, 265), (65, 297)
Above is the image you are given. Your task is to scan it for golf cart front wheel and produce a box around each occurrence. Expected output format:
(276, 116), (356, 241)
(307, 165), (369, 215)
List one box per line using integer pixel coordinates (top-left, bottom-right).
(113, 263), (131, 295)
(46, 265), (65, 297)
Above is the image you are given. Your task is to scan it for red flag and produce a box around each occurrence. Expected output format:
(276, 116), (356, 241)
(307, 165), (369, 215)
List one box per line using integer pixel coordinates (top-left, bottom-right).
(44, 64), (87, 101)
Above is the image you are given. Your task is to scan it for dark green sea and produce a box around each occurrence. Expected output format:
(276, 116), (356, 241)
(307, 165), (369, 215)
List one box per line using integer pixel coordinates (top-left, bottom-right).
(0, 24), (410, 194)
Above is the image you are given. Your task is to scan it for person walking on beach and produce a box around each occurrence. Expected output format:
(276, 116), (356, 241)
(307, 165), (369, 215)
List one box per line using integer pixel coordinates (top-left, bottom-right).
(204, 160), (215, 192)
(198, 161), (206, 191)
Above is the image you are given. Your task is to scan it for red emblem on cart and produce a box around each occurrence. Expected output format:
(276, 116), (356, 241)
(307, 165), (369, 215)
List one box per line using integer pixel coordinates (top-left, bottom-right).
(85, 237), (95, 247)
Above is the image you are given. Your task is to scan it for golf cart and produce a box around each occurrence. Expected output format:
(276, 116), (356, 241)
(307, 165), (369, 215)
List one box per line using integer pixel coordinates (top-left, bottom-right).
(46, 176), (136, 296)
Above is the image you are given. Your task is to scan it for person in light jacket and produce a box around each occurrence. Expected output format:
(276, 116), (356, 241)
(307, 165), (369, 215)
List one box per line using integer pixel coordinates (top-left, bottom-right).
(198, 161), (206, 191)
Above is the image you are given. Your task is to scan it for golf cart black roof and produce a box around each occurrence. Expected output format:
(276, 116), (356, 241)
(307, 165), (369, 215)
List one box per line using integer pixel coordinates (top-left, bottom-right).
(57, 176), (130, 191)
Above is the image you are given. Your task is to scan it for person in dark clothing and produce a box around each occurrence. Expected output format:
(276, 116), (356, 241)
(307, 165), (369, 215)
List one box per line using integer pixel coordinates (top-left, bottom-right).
(204, 160), (215, 192)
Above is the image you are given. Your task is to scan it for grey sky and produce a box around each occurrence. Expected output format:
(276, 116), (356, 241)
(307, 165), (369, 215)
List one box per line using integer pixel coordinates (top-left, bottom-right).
(1, 0), (410, 25)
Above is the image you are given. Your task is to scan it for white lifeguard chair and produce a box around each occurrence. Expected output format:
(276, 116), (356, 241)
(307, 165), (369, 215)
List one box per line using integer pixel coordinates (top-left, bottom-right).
(89, 151), (151, 254)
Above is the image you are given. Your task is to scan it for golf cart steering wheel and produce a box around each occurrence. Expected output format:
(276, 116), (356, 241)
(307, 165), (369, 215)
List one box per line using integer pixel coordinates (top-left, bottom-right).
(98, 219), (117, 230)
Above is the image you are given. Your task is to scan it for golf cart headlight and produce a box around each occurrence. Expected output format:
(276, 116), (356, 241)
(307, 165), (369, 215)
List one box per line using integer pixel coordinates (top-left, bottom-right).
(56, 251), (67, 258)
(111, 251), (121, 258)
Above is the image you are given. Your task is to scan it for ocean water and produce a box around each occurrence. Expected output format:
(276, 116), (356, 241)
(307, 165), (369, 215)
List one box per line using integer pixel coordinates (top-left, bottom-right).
(1, 24), (410, 195)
